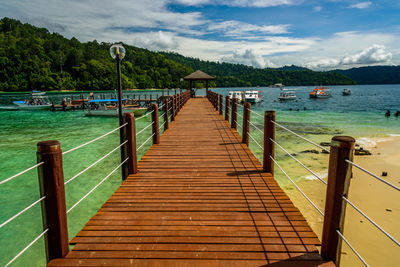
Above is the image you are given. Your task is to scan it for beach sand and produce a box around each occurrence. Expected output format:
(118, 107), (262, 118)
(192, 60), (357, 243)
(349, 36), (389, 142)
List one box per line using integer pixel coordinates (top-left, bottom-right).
(279, 136), (400, 266)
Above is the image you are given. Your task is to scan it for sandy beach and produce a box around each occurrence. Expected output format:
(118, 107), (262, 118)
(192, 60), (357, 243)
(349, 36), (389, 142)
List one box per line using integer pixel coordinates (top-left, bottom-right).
(279, 136), (400, 266)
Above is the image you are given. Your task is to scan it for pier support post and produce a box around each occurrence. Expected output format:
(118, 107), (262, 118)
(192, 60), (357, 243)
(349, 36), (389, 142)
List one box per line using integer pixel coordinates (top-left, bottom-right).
(263, 111), (275, 174)
(231, 98), (238, 129)
(171, 96), (175, 122)
(163, 97), (169, 131)
(219, 94), (223, 115)
(151, 104), (160, 144)
(124, 113), (138, 175)
(242, 102), (251, 145)
(36, 141), (69, 262)
(322, 136), (355, 264)
(225, 96), (230, 121)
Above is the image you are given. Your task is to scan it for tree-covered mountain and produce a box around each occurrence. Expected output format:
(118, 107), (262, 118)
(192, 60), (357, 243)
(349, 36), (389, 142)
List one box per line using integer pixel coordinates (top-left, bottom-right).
(161, 52), (356, 87)
(333, 66), (400, 85)
(0, 17), (356, 92)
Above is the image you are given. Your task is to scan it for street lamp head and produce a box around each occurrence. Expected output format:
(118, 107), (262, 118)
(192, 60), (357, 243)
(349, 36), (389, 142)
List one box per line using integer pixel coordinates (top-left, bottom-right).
(110, 44), (126, 60)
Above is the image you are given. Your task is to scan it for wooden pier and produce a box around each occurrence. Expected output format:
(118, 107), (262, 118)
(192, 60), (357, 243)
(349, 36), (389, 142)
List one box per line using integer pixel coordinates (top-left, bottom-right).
(47, 97), (332, 266)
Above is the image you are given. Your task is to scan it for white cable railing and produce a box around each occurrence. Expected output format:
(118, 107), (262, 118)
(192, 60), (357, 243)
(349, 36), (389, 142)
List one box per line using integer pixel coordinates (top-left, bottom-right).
(248, 120), (264, 135)
(345, 159), (400, 191)
(137, 133), (155, 152)
(248, 132), (263, 151)
(135, 109), (154, 121)
(0, 162), (44, 186)
(272, 120), (330, 153)
(158, 112), (164, 119)
(62, 123), (127, 155)
(136, 121), (154, 136)
(234, 120), (242, 130)
(343, 196), (399, 246)
(336, 230), (369, 266)
(270, 155), (324, 216)
(67, 157), (128, 214)
(0, 196), (46, 229)
(271, 139), (327, 185)
(64, 140), (128, 185)
(5, 228), (49, 267)
(159, 121), (166, 131)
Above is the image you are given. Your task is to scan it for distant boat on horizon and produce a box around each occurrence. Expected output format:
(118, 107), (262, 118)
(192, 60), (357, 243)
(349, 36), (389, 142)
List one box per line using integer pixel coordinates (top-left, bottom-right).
(342, 88), (352, 96)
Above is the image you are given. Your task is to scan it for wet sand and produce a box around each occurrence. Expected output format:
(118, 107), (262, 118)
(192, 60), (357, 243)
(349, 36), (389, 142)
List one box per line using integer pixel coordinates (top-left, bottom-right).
(281, 136), (400, 266)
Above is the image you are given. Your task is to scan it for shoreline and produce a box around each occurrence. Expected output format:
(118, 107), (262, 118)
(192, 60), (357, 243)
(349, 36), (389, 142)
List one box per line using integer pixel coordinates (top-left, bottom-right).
(288, 136), (400, 266)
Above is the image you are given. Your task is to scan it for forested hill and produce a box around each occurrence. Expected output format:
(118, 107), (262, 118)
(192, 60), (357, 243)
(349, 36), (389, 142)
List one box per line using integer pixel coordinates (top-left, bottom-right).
(333, 66), (400, 85)
(0, 17), (355, 92)
(161, 52), (355, 87)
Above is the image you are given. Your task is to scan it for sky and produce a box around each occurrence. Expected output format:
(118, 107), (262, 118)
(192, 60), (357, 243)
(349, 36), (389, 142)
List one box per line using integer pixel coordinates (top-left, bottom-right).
(2, 0), (400, 70)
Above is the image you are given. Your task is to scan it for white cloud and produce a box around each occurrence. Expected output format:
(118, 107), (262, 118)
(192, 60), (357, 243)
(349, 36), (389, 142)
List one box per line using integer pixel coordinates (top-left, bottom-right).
(221, 49), (275, 68)
(349, 1), (372, 9)
(208, 20), (289, 37)
(314, 6), (322, 12)
(134, 31), (179, 50)
(305, 45), (392, 69)
(173, 0), (297, 7)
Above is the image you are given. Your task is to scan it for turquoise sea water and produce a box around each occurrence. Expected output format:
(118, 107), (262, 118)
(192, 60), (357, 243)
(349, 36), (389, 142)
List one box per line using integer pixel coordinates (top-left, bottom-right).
(0, 85), (399, 266)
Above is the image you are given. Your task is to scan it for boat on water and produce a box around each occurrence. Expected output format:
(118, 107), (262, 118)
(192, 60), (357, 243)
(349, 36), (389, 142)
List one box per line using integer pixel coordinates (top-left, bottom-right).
(278, 89), (296, 101)
(342, 88), (352, 96)
(228, 91), (244, 103)
(309, 87), (332, 98)
(244, 90), (262, 103)
(12, 92), (52, 110)
(85, 99), (148, 117)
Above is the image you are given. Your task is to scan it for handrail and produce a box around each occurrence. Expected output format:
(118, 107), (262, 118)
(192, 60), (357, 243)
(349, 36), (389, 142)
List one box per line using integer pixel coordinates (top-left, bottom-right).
(137, 133), (155, 151)
(248, 132), (263, 151)
(336, 230), (369, 266)
(272, 138), (327, 185)
(62, 123), (128, 155)
(343, 196), (399, 246)
(0, 162), (44, 186)
(345, 159), (400, 191)
(159, 121), (166, 131)
(272, 120), (330, 153)
(5, 228), (49, 267)
(64, 140), (128, 185)
(67, 157), (128, 214)
(136, 121), (154, 136)
(270, 155), (324, 216)
(135, 109), (154, 121)
(0, 196), (46, 229)
(248, 120), (264, 135)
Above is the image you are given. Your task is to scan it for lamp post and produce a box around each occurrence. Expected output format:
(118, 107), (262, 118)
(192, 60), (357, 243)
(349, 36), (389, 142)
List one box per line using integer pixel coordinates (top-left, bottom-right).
(110, 43), (127, 180)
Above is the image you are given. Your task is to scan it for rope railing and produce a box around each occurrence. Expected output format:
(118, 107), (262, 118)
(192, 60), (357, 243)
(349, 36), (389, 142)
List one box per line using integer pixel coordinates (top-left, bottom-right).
(158, 111), (164, 119)
(0, 161), (44, 186)
(5, 228), (49, 267)
(62, 123), (127, 155)
(135, 109), (154, 121)
(272, 120), (330, 153)
(345, 159), (400, 191)
(159, 121), (166, 131)
(248, 132), (263, 151)
(64, 140), (128, 185)
(137, 133), (155, 152)
(343, 196), (399, 246)
(67, 157), (128, 214)
(0, 196), (46, 229)
(234, 120), (242, 129)
(248, 120), (264, 135)
(271, 139), (327, 185)
(270, 155), (324, 216)
(336, 230), (369, 266)
(136, 121), (154, 136)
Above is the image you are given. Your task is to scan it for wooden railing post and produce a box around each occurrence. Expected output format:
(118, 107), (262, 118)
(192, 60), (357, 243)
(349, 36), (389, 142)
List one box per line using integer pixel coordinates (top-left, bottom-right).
(163, 97), (169, 131)
(171, 96), (175, 122)
(151, 104), (160, 144)
(242, 102), (251, 145)
(37, 141), (69, 262)
(219, 94), (223, 115)
(231, 98), (237, 129)
(225, 96), (230, 121)
(124, 113), (137, 175)
(263, 111), (275, 174)
(321, 136), (355, 264)
(174, 95), (178, 116)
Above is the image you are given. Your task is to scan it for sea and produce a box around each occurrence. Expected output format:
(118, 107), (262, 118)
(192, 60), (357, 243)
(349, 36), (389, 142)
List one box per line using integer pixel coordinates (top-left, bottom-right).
(0, 85), (399, 266)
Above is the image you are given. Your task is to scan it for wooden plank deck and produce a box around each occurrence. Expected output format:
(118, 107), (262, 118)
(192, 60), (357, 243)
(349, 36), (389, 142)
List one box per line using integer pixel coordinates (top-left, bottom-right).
(49, 97), (332, 266)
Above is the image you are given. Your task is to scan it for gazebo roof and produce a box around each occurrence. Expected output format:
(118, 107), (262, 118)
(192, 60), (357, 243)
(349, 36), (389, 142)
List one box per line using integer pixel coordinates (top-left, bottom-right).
(184, 70), (215, 81)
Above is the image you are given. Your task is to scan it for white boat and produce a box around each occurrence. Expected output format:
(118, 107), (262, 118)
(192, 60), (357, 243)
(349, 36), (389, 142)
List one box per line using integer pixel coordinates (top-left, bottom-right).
(228, 91), (244, 102)
(342, 88), (352, 96)
(85, 99), (148, 117)
(12, 93), (52, 110)
(244, 90), (262, 103)
(279, 90), (296, 101)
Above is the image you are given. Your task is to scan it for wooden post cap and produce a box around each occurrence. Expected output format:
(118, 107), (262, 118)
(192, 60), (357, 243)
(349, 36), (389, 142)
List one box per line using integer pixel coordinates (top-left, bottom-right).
(37, 140), (61, 152)
(331, 136), (355, 149)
